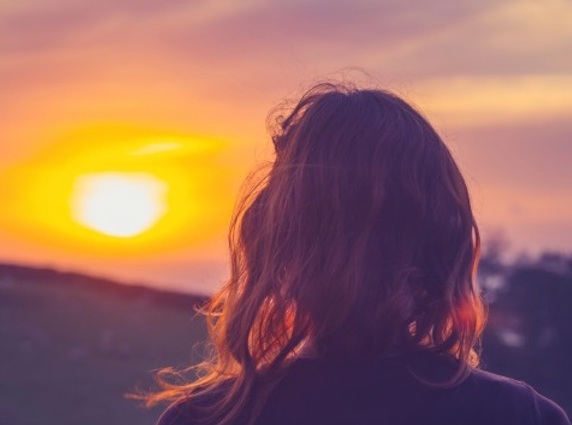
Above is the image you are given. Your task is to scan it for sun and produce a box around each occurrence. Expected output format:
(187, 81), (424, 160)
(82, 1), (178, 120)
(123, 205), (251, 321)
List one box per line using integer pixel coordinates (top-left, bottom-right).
(70, 172), (168, 238)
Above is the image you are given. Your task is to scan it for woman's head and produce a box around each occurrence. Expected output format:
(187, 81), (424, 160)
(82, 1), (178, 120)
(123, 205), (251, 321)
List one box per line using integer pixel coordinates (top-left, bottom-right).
(151, 82), (486, 424)
(226, 83), (484, 364)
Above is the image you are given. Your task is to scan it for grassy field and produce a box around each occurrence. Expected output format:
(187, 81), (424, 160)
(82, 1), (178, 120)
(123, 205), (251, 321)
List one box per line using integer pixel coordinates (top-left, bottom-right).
(0, 264), (207, 425)
(1, 262), (570, 424)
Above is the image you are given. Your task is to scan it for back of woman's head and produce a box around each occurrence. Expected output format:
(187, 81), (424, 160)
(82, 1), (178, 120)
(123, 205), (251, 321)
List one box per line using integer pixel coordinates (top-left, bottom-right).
(151, 82), (486, 425)
(232, 83), (484, 361)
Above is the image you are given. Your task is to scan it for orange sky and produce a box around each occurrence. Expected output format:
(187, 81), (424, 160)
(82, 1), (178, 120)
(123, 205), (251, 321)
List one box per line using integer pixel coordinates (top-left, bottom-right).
(1, 0), (571, 294)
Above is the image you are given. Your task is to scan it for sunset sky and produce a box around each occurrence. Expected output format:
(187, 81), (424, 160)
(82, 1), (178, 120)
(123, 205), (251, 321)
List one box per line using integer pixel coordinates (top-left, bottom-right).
(1, 0), (571, 294)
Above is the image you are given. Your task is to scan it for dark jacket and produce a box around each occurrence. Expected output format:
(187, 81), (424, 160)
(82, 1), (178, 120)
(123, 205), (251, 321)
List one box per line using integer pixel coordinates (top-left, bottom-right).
(157, 352), (570, 425)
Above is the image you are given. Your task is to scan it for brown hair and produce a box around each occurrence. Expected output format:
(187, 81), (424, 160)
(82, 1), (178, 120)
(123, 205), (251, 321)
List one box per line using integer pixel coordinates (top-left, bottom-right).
(147, 82), (486, 424)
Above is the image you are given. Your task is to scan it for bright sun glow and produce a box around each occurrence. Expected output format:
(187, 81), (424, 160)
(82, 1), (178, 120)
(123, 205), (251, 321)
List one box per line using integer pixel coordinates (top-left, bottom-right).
(70, 172), (168, 238)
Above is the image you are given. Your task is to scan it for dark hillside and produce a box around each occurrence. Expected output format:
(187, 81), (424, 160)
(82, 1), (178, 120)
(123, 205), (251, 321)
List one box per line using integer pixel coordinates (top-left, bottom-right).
(0, 263), (208, 425)
(1, 257), (570, 424)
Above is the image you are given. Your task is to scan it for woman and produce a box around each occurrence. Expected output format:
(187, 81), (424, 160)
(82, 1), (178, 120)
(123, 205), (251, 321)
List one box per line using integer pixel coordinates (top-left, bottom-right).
(151, 83), (570, 425)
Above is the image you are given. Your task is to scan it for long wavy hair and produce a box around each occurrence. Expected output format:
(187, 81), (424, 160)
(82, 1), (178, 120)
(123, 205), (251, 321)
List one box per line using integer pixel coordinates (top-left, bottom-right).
(147, 83), (486, 425)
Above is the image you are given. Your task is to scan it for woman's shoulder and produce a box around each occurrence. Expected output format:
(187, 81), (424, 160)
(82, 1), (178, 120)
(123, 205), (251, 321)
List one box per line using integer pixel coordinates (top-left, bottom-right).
(464, 368), (570, 425)
(155, 395), (223, 425)
(156, 398), (193, 425)
(401, 351), (569, 424)
(288, 352), (571, 425)
(155, 382), (233, 425)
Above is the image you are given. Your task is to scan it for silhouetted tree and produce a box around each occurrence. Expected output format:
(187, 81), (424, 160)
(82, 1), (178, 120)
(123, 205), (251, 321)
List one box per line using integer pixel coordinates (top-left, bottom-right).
(480, 251), (572, 414)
